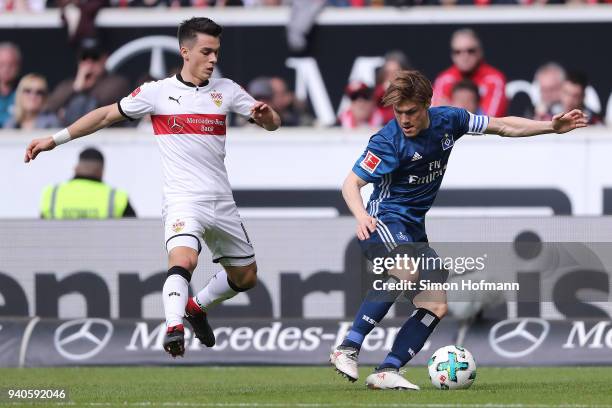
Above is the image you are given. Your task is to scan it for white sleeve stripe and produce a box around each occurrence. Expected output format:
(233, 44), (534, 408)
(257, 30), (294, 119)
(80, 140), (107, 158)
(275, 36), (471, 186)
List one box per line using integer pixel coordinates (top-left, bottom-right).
(481, 115), (489, 132)
(468, 113), (489, 134)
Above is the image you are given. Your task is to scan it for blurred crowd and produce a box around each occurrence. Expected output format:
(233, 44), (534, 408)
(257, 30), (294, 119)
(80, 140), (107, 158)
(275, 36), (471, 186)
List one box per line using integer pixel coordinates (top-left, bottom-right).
(1, 0), (611, 11)
(0, 26), (604, 131)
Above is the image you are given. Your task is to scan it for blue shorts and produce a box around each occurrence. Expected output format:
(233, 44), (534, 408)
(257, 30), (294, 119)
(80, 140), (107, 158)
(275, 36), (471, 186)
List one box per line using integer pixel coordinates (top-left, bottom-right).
(358, 217), (448, 286)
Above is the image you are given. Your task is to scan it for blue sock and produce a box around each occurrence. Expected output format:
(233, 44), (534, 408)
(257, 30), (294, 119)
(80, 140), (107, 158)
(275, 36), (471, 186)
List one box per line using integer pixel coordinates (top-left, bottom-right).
(341, 276), (403, 350)
(378, 308), (441, 370)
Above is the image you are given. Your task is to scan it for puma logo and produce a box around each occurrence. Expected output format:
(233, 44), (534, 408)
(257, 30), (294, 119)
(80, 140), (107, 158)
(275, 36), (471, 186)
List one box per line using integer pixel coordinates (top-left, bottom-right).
(168, 95), (182, 105)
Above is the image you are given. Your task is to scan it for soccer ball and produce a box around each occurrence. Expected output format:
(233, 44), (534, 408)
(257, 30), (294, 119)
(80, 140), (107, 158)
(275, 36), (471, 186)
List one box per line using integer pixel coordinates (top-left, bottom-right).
(427, 345), (476, 390)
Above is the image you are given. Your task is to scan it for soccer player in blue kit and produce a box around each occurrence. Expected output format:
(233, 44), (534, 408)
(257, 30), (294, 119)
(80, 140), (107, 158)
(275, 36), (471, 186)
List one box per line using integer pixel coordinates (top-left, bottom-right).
(330, 70), (587, 389)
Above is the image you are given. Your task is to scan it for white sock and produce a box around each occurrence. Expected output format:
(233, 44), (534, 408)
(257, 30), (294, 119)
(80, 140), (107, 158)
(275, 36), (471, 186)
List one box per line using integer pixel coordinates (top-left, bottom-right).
(162, 274), (189, 328)
(195, 270), (239, 311)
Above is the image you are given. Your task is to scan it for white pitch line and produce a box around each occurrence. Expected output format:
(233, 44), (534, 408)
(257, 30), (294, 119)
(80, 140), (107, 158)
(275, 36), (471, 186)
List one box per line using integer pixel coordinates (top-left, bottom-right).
(3, 402), (612, 408)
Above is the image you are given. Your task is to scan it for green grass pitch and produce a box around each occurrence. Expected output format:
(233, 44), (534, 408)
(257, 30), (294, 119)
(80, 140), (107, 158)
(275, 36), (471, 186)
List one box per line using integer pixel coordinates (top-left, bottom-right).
(1, 366), (612, 407)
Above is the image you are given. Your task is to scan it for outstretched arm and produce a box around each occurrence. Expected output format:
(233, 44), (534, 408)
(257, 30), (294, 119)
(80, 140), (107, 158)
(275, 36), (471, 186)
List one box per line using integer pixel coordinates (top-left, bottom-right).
(24, 103), (125, 163)
(342, 171), (376, 241)
(485, 109), (587, 138)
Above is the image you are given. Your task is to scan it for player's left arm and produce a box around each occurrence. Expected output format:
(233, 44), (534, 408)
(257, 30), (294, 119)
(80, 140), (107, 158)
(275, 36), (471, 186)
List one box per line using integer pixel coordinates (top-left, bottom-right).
(485, 109), (588, 137)
(250, 101), (281, 131)
(229, 80), (280, 131)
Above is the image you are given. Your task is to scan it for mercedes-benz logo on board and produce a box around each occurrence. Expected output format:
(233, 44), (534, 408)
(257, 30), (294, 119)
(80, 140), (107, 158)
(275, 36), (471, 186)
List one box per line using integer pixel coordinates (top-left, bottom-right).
(54, 318), (113, 361)
(489, 318), (550, 359)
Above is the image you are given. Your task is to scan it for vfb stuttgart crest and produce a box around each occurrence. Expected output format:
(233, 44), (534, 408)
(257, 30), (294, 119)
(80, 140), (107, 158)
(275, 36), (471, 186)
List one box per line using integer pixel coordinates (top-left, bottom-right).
(210, 91), (223, 107)
(172, 219), (185, 233)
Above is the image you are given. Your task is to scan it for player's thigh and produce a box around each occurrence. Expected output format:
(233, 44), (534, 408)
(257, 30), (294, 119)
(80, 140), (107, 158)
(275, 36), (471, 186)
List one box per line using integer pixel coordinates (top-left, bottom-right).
(163, 202), (207, 272)
(360, 218), (421, 281)
(413, 289), (448, 319)
(204, 200), (256, 268)
(387, 244), (423, 282)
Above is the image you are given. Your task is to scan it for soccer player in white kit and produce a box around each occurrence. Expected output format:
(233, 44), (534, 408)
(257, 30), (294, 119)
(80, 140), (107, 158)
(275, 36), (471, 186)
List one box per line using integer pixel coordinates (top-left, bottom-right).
(24, 17), (281, 357)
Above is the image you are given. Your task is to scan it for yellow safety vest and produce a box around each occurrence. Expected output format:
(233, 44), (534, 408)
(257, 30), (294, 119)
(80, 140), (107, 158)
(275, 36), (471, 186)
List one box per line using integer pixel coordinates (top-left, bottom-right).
(40, 179), (129, 219)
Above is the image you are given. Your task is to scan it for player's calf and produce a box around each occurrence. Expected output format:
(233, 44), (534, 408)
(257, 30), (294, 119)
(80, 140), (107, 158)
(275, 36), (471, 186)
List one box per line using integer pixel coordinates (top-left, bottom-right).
(162, 265), (192, 334)
(184, 263), (258, 350)
(377, 307), (441, 372)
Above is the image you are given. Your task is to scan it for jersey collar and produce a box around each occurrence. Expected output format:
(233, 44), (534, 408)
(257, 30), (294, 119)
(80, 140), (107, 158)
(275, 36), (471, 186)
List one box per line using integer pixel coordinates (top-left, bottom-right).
(176, 73), (209, 88)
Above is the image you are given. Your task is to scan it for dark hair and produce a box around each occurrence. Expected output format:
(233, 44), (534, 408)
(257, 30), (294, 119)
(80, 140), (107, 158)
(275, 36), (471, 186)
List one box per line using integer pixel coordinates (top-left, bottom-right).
(451, 79), (480, 102)
(381, 70), (433, 107)
(565, 71), (588, 91)
(177, 17), (222, 46)
(79, 147), (104, 163)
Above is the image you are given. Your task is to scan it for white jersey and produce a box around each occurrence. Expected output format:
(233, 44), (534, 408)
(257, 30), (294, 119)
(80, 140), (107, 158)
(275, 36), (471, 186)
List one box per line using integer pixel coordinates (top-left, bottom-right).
(118, 74), (256, 202)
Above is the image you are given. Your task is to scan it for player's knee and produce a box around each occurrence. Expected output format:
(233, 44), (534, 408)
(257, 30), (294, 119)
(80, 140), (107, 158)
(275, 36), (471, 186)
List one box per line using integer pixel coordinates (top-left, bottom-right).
(428, 302), (448, 319)
(238, 263), (258, 289)
(169, 251), (198, 273)
(240, 273), (257, 290)
(227, 263), (257, 290)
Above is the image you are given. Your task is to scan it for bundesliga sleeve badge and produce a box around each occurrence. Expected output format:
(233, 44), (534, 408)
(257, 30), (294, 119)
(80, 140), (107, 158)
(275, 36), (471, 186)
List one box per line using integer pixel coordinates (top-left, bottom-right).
(360, 151), (382, 174)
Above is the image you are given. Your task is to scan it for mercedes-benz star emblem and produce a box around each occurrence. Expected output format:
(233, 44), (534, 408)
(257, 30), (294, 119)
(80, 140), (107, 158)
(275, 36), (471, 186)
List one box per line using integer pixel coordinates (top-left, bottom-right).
(54, 318), (113, 361)
(489, 318), (550, 359)
(167, 116), (184, 133)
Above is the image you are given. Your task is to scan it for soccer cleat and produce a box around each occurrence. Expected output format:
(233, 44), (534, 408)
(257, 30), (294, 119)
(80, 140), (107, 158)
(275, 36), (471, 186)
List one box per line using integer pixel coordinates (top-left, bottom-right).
(330, 346), (359, 382)
(184, 297), (216, 347)
(365, 368), (420, 390)
(163, 324), (185, 358)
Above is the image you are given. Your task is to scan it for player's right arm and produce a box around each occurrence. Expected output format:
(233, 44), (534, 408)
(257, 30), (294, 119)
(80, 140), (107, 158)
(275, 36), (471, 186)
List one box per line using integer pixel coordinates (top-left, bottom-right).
(24, 104), (125, 163)
(344, 132), (399, 240)
(25, 81), (158, 163)
(342, 171), (376, 240)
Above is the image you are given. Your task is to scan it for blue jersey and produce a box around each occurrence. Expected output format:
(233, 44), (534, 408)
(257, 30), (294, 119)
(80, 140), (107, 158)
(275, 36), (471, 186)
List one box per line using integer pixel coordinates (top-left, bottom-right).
(352, 106), (489, 244)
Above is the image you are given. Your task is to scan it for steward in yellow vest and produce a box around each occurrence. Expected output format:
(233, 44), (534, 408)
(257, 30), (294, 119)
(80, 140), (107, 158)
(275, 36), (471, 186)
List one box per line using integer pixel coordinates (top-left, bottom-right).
(40, 147), (136, 219)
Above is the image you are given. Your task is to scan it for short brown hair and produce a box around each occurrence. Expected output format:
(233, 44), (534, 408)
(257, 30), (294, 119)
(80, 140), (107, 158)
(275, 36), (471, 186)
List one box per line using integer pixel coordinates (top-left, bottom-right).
(381, 70), (433, 107)
(178, 17), (222, 46)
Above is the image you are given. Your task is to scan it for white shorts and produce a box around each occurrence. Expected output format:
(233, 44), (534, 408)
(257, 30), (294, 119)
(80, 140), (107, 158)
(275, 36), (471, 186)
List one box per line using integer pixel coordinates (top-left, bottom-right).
(163, 200), (255, 267)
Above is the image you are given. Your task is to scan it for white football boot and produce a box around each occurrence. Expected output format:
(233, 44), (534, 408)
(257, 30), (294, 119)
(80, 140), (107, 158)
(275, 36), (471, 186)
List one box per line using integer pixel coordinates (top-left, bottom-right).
(330, 346), (359, 382)
(365, 369), (420, 390)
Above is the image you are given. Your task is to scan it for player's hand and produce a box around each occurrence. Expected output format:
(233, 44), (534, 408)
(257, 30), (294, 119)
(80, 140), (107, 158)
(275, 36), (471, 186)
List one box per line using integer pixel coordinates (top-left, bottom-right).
(250, 101), (273, 123)
(356, 214), (377, 241)
(24, 136), (56, 163)
(552, 109), (588, 134)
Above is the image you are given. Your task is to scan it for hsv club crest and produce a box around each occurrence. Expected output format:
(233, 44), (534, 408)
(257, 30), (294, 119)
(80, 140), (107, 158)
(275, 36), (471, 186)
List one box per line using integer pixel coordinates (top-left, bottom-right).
(441, 133), (454, 150)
